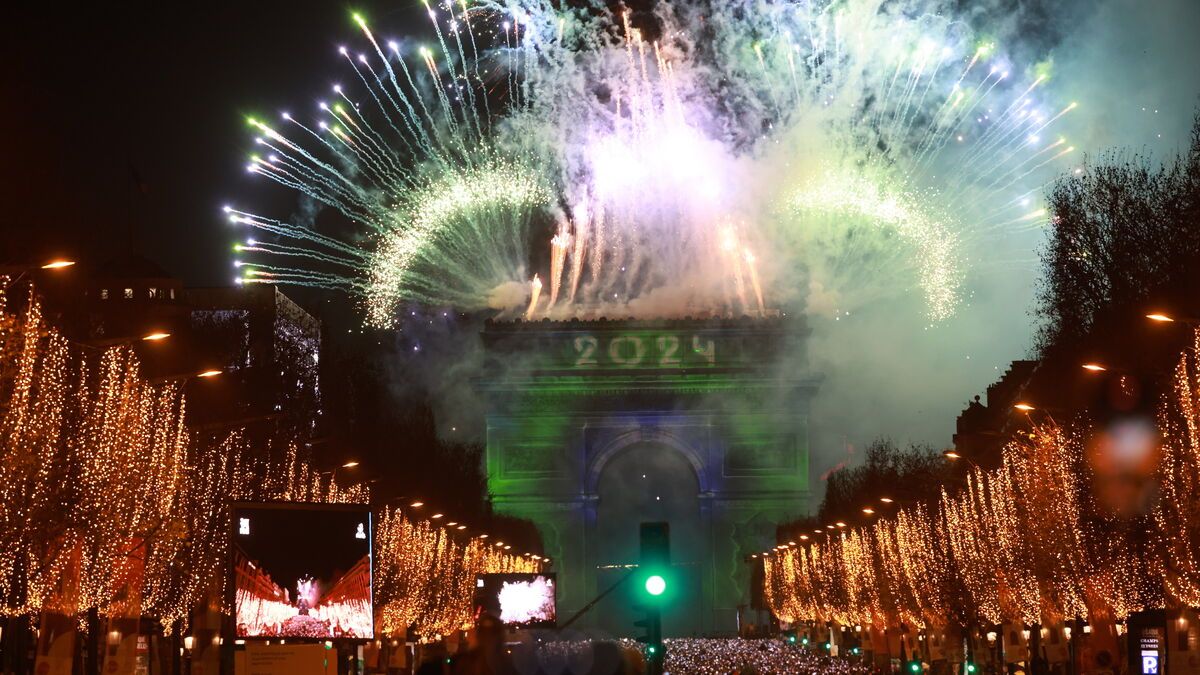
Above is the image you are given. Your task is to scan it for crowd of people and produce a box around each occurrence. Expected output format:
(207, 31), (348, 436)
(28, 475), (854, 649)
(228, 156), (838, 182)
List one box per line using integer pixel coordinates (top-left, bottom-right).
(644, 638), (873, 675)
(418, 628), (875, 675)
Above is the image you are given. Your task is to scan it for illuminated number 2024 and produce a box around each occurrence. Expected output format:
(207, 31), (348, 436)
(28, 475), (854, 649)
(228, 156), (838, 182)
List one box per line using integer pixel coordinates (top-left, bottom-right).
(574, 335), (599, 366)
(609, 336), (645, 366)
(657, 335), (680, 365)
(572, 334), (716, 366)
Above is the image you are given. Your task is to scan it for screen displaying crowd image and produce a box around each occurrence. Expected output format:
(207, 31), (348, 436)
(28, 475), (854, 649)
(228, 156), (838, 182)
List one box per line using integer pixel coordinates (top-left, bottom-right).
(232, 503), (373, 639)
(474, 574), (557, 629)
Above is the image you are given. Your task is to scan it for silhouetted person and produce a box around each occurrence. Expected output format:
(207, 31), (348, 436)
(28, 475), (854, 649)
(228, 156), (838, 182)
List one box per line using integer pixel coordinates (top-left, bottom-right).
(586, 641), (629, 675)
(451, 613), (517, 675)
(416, 643), (449, 675)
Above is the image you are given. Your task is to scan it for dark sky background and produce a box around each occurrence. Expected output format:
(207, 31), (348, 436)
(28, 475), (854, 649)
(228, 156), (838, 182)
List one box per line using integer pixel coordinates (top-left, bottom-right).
(0, 1), (426, 288)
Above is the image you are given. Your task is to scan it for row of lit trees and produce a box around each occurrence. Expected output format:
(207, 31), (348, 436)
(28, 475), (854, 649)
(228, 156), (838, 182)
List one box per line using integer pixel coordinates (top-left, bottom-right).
(762, 330), (1200, 632)
(0, 285), (539, 636)
(375, 509), (542, 637)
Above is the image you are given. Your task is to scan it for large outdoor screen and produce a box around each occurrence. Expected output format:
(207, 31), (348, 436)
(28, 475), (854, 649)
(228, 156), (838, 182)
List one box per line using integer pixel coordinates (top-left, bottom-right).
(231, 503), (373, 639)
(473, 573), (557, 629)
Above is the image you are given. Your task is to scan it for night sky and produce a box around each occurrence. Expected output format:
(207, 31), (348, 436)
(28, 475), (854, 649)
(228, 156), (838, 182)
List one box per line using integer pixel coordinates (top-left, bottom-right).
(0, 1), (425, 287)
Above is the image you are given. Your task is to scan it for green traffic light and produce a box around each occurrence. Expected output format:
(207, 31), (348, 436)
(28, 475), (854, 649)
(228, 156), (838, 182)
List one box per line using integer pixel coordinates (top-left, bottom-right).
(648, 646), (657, 654)
(966, 665), (977, 674)
(801, 637), (809, 645)
(910, 662), (921, 673)
(645, 574), (666, 596)
(824, 642), (831, 650)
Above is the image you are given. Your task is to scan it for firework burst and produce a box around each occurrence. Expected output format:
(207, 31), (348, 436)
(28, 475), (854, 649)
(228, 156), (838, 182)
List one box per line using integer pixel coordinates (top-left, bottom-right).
(227, 0), (1077, 326)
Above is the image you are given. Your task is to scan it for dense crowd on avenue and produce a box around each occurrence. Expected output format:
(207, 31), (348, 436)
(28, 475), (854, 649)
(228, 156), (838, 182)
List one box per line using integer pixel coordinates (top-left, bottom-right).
(494, 638), (872, 675)
(651, 639), (872, 675)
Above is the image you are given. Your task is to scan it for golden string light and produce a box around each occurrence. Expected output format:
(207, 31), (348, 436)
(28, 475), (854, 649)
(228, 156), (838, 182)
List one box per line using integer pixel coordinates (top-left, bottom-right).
(0, 286), (543, 638)
(764, 328), (1200, 632)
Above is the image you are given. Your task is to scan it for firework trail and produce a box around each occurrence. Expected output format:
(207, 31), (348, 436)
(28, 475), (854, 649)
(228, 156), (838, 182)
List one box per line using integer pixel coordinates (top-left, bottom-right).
(226, 0), (1078, 326)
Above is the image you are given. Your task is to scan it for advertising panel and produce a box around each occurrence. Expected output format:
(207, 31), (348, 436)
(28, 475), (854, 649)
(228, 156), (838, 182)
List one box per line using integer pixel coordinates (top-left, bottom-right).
(232, 503), (373, 639)
(473, 573), (557, 629)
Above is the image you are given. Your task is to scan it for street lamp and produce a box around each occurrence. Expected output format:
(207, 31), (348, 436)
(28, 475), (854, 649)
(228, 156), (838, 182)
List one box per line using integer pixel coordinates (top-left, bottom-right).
(943, 449), (985, 473)
(1013, 402), (1035, 412)
(142, 332), (171, 341)
(1081, 363), (1107, 372)
(40, 260), (76, 270)
(879, 497), (895, 504)
(196, 369), (222, 378)
(341, 460), (360, 469)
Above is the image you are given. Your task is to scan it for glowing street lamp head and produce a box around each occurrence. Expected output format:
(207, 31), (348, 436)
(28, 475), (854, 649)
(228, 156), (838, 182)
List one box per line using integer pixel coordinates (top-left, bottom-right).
(1082, 363), (1107, 372)
(41, 260), (75, 270)
(142, 332), (171, 341)
(1147, 313), (1175, 323)
(644, 574), (666, 596)
(197, 369), (222, 378)
(1014, 402), (1036, 412)
(879, 497), (894, 504)
(943, 450), (962, 460)
(862, 507), (876, 515)
(341, 460), (360, 468)
(409, 501), (424, 508)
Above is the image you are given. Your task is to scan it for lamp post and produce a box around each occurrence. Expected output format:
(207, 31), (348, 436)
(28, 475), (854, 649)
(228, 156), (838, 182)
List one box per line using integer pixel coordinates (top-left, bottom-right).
(1146, 312), (1200, 326)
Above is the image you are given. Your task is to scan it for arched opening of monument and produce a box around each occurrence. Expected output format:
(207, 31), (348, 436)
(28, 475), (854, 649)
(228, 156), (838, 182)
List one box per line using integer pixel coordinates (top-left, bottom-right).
(594, 441), (704, 637)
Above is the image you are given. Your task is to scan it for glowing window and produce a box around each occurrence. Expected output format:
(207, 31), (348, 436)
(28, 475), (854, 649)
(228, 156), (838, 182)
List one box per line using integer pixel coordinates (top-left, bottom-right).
(100, 289), (109, 300)
(123, 288), (133, 299)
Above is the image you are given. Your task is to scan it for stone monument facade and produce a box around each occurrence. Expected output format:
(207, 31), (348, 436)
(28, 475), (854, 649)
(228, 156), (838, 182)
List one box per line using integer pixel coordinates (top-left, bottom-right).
(480, 317), (818, 635)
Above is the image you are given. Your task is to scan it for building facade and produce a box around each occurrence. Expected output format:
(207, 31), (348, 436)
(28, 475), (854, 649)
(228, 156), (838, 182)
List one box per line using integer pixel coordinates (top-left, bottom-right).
(480, 317), (818, 635)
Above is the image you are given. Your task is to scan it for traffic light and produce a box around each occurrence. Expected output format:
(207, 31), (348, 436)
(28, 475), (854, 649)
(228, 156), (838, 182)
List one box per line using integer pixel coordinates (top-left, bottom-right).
(637, 522), (670, 675)
(964, 663), (977, 674)
(637, 522), (671, 604)
(907, 660), (923, 674)
(634, 607), (663, 675)
(645, 574), (666, 596)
